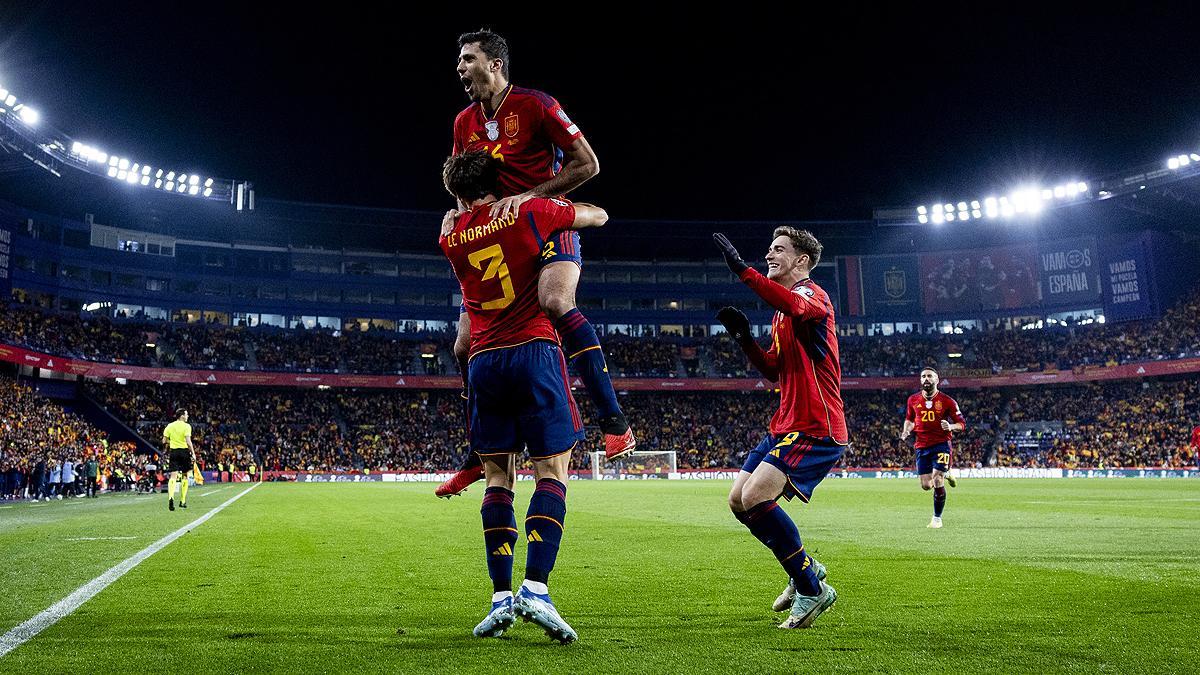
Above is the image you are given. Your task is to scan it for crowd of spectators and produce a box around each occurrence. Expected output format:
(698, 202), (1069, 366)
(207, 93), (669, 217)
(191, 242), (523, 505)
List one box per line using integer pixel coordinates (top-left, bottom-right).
(997, 380), (1199, 469)
(601, 337), (680, 377)
(0, 376), (141, 500)
(83, 379), (1198, 475)
(0, 301), (156, 366)
(3, 285), (1198, 378)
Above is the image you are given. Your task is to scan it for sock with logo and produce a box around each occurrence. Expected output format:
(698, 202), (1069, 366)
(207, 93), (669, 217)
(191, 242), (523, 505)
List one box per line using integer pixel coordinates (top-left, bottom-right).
(934, 486), (946, 517)
(524, 479), (567, 585)
(553, 309), (625, 433)
(742, 500), (821, 596)
(481, 487), (517, 593)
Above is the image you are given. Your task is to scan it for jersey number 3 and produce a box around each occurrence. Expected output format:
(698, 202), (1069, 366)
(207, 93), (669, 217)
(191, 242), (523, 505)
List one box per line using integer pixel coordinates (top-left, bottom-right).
(469, 244), (515, 310)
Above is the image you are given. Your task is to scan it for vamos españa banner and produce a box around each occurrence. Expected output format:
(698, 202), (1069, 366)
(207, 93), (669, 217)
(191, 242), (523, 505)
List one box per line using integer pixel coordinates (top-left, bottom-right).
(1037, 237), (1101, 307)
(3, 341), (1200, 391)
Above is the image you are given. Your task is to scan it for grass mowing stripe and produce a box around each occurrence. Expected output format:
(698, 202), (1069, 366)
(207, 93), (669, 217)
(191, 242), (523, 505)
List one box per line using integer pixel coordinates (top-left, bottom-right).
(0, 483), (259, 659)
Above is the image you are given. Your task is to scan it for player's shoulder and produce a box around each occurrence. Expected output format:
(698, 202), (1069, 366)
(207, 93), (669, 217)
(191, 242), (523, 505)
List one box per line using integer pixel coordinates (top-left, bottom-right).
(938, 391), (958, 405)
(509, 85), (559, 109)
(906, 392), (921, 404)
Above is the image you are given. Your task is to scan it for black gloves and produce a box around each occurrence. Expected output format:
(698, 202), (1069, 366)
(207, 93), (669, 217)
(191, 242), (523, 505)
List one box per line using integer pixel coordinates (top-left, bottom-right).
(716, 306), (752, 344)
(713, 233), (749, 276)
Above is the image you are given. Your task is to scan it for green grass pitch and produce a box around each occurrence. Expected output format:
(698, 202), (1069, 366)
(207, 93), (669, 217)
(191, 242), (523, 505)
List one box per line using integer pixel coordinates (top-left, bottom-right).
(1, 479), (1197, 673)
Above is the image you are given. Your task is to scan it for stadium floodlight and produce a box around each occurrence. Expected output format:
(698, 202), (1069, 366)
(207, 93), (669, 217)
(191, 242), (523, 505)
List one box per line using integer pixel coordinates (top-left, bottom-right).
(107, 166), (117, 177)
(970, 200), (980, 210)
(957, 201), (968, 212)
(189, 175), (199, 186)
(1168, 157), (1180, 170)
(972, 209), (982, 218)
(118, 157), (129, 170)
(117, 170), (127, 180)
(140, 176), (150, 186)
(1077, 181), (1088, 192)
(165, 181), (175, 191)
(154, 179), (162, 188)
(1042, 188), (1054, 200)
(204, 177), (213, 187)
(1180, 155), (1192, 167)
(203, 187), (212, 197)
(108, 156), (118, 167)
(931, 210), (944, 224)
(17, 106), (39, 125)
(1191, 154), (1200, 162)
(4, 94), (15, 107)
(189, 185), (199, 195)
(917, 214), (928, 223)
(946, 211), (956, 221)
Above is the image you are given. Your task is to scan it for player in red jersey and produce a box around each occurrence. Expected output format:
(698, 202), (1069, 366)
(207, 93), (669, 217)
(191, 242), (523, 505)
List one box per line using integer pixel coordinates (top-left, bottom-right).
(713, 227), (846, 630)
(900, 368), (965, 529)
(436, 30), (634, 499)
(1190, 425), (1200, 469)
(440, 150), (609, 643)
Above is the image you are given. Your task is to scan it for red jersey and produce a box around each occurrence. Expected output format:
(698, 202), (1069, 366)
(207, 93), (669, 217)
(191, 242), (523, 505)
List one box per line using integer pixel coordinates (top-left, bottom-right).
(738, 268), (847, 444)
(1191, 426), (1200, 450)
(452, 85), (583, 198)
(440, 197), (575, 356)
(905, 391), (966, 449)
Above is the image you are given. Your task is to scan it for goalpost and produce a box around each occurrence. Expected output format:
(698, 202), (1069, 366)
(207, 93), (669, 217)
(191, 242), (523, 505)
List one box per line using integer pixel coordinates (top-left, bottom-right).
(591, 450), (679, 480)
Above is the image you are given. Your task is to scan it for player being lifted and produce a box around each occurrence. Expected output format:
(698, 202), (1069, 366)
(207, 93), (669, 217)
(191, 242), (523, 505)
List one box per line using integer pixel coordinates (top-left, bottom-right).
(440, 150), (609, 644)
(714, 228), (846, 629)
(900, 368), (964, 529)
(436, 29), (635, 498)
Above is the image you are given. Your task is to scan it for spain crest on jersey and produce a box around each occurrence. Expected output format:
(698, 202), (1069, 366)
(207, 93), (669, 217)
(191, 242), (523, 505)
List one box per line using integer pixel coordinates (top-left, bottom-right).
(505, 113), (519, 138)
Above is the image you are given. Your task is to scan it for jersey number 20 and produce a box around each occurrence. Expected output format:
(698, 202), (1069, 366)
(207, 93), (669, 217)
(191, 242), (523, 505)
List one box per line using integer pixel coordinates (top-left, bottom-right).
(469, 244), (515, 310)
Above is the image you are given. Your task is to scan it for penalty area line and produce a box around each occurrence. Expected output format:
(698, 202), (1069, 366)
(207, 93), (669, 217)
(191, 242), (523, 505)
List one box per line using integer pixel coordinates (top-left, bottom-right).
(0, 483), (260, 658)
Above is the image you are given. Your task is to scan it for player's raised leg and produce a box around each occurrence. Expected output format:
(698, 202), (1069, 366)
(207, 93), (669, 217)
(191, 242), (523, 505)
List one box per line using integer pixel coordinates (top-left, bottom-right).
(515, 449), (577, 644)
(436, 311), (485, 498)
(540, 242), (635, 461)
(473, 454), (518, 638)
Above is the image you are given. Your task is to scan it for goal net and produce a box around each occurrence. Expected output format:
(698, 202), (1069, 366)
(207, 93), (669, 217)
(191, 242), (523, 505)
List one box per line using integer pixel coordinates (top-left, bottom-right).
(591, 450), (679, 480)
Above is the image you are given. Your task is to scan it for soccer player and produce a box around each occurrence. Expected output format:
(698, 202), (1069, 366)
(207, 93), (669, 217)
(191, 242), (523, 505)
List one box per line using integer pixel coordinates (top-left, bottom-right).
(1190, 424), (1200, 469)
(714, 228), (846, 629)
(437, 29), (635, 498)
(440, 149), (609, 643)
(900, 368), (965, 529)
(161, 409), (195, 512)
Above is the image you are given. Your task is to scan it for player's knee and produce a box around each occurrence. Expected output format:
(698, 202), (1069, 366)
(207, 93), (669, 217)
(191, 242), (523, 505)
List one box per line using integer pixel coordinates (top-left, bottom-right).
(920, 481), (932, 491)
(538, 292), (576, 320)
(727, 492), (743, 513)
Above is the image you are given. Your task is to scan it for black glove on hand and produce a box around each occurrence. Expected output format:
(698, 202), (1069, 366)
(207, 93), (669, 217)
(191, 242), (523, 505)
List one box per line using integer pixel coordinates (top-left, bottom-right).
(713, 233), (749, 275)
(716, 306), (752, 344)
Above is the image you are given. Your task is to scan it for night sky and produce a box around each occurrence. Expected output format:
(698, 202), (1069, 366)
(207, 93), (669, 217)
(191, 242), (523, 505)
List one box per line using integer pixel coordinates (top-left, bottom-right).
(3, 4), (1199, 222)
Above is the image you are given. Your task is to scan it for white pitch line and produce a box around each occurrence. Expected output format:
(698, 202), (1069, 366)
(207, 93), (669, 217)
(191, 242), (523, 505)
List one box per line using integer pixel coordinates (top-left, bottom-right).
(198, 487), (232, 497)
(0, 483), (259, 658)
(64, 537), (138, 542)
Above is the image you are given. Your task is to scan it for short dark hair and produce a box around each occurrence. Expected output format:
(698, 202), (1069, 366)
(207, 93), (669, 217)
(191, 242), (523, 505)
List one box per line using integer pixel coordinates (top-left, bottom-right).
(177, 409), (188, 418)
(443, 150), (500, 202)
(458, 29), (510, 78)
(920, 367), (939, 378)
(773, 226), (823, 268)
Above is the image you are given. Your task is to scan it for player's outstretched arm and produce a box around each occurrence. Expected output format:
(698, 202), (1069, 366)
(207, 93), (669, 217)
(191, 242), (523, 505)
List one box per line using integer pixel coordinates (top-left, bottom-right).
(491, 137), (600, 219)
(713, 233), (827, 322)
(716, 306), (779, 381)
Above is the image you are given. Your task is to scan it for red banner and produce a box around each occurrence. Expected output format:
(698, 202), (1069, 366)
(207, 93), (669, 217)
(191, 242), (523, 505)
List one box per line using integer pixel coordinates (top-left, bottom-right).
(2, 341), (1198, 390)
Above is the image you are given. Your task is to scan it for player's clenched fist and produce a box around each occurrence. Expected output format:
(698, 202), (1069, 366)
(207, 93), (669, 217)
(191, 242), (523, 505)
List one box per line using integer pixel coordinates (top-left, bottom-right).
(716, 306), (752, 343)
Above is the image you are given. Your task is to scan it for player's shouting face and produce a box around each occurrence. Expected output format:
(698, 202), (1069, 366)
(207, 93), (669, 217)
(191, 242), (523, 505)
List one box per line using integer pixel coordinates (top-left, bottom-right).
(457, 42), (502, 102)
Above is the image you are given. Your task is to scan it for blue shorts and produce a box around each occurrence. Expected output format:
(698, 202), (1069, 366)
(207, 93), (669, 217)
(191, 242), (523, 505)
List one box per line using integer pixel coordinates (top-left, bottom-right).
(467, 340), (584, 460)
(539, 231), (582, 267)
(916, 442), (953, 475)
(741, 432), (844, 502)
